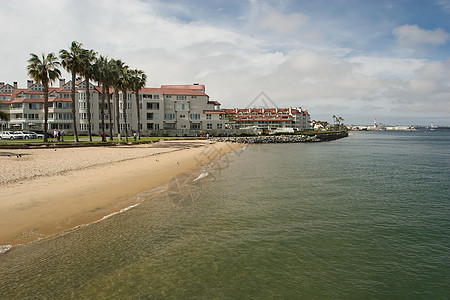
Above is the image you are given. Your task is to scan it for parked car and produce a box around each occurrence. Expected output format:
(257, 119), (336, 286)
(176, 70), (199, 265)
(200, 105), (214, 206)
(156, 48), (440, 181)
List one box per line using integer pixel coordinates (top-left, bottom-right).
(18, 131), (37, 139)
(30, 131), (45, 139)
(31, 130), (47, 139)
(0, 131), (24, 139)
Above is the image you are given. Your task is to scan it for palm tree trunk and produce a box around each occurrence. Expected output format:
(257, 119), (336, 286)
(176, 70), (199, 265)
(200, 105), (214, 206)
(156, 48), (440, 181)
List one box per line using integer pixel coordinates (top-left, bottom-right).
(86, 78), (92, 141)
(135, 90), (141, 140)
(106, 86), (113, 140)
(114, 89), (120, 139)
(122, 91), (128, 142)
(71, 72), (79, 142)
(43, 84), (49, 143)
(101, 85), (106, 140)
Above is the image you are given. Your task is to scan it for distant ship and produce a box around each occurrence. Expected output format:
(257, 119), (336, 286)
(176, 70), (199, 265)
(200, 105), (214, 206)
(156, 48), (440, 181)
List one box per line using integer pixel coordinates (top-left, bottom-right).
(430, 123), (439, 131)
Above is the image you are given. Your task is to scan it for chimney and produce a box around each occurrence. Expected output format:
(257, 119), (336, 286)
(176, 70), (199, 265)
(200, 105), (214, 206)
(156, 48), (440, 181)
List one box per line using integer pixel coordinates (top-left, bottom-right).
(27, 80), (33, 89)
(13, 82), (18, 89)
(59, 78), (65, 88)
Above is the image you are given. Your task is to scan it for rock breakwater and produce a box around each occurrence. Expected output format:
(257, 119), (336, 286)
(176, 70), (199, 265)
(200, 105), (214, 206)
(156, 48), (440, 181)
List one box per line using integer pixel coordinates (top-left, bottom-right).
(213, 132), (348, 143)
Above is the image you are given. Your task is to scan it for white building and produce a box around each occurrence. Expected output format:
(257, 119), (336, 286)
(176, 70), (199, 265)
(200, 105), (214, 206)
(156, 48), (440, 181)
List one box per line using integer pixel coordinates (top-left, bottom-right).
(224, 107), (311, 131)
(0, 80), (228, 135)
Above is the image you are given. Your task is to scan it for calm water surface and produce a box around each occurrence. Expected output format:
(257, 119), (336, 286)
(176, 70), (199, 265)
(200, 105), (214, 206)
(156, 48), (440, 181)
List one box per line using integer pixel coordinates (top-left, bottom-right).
(1, 130), (449, 299)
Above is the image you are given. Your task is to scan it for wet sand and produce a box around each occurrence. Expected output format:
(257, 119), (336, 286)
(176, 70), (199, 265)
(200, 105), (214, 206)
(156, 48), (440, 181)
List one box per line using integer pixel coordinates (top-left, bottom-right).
(0, 140), (241, 247)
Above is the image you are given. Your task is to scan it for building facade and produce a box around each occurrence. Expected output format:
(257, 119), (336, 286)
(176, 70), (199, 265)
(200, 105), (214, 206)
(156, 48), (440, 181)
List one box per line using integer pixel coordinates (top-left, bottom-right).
(224, 107), (311, 131)
(0, 81), (227, 135)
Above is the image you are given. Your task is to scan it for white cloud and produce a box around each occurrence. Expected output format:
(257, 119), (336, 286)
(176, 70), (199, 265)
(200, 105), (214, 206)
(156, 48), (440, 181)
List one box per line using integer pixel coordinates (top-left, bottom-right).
(258, 11), (309, 35)
(436, 0), (450, 13)
(393, 24), (449, 47)
(345, 57), (427, 79)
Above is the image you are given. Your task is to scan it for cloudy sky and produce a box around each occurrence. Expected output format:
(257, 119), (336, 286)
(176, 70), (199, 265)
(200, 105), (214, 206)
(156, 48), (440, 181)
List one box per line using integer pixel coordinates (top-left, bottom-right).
(1, 0), (450, 125)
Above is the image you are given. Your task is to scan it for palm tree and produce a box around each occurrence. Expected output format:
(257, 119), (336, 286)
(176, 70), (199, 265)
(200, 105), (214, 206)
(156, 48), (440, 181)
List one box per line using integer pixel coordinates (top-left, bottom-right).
(60, 41), (84, 142)
(27, 53), (61, 142)
(110, 59), (127, 141)
(338, 116), (345, 130)
(80, 48), (97, 141)
(129, 68), (147, 140)
(119, 67), (131, 142)
(103, 60), (118, 141)
(93, 55), (108, 141)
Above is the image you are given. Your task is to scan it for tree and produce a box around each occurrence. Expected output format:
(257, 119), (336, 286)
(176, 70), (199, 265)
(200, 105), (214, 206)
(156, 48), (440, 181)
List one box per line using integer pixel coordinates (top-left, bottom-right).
(80, 48), (97, 141)
(0, 111), (8, 121)
(119, 67), (131, 142)
(60, 41), (84, 142)
(110, 59), (127, 141)
(338, 116), (344, 130)
(332, 115), (337, 128)
(27, 53), (61, 142)
(129, 69), (147, 140)
(93, 55), (109, 141)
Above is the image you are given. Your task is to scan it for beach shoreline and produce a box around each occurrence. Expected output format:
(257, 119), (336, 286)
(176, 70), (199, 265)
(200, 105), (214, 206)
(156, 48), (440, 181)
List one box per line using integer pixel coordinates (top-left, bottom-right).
(0, 140), (242, 249)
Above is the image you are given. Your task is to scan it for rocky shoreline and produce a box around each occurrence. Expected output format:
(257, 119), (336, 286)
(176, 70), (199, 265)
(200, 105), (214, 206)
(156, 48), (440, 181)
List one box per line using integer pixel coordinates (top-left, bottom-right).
(213, 132), (348, 143)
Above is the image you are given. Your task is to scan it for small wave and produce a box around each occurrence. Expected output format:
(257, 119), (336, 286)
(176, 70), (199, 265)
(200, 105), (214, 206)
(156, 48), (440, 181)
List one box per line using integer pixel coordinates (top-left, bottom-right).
(193, 172), (209, 182)
(0, 245), (12, 254)
(95, 203), (141, 223)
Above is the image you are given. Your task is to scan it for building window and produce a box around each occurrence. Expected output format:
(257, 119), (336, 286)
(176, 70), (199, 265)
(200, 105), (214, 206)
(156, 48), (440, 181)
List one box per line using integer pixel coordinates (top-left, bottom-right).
(56, 102), (72, 109)
(28, 103), (41, 109)
(206, 114), (211, 120)
(165, 113), (175, 120)
(190, 113), (200, 120)
(207, 123), (212, 129)
(147, 102), (160, 110)
(191, 96), (197, 99)
(165, 95), (172, 99)
(176, 103), (186, 110)
(191, 123), (200, 130)
(164, 123), (176, 129)
(176, 95), (186, 100)
(217, 123), (223, 129)
(179, 114), (186, 119)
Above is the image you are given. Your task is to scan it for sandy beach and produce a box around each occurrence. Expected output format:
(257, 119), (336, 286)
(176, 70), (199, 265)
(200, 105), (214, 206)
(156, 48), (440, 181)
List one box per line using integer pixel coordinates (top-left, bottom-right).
(0, 140), (242, 247)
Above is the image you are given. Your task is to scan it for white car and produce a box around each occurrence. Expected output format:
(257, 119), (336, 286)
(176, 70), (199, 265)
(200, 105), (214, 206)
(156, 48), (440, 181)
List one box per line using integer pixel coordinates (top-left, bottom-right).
(30, 131), (45, 139)
(0, 131), (24, 139)
(19, 131), (37, 139)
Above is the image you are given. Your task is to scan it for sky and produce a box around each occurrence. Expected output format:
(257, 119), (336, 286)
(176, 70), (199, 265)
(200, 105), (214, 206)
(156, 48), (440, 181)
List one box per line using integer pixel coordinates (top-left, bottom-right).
(1, 0), (449, 125)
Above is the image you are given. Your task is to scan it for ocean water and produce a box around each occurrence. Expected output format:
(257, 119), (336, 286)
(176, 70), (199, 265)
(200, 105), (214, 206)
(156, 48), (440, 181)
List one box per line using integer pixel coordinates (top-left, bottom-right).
(1, 130), (449, 299)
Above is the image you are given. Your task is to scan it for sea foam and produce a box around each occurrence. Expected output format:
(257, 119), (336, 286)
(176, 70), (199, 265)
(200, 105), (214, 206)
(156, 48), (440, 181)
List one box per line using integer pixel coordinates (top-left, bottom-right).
(0, 245), (12, 254)
(96, 203), (141, 223)
(193, 172), (209, 182)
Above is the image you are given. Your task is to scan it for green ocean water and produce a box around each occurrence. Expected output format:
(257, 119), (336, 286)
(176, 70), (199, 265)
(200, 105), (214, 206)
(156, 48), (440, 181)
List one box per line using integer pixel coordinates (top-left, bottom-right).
(1, 130), (449, 299)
